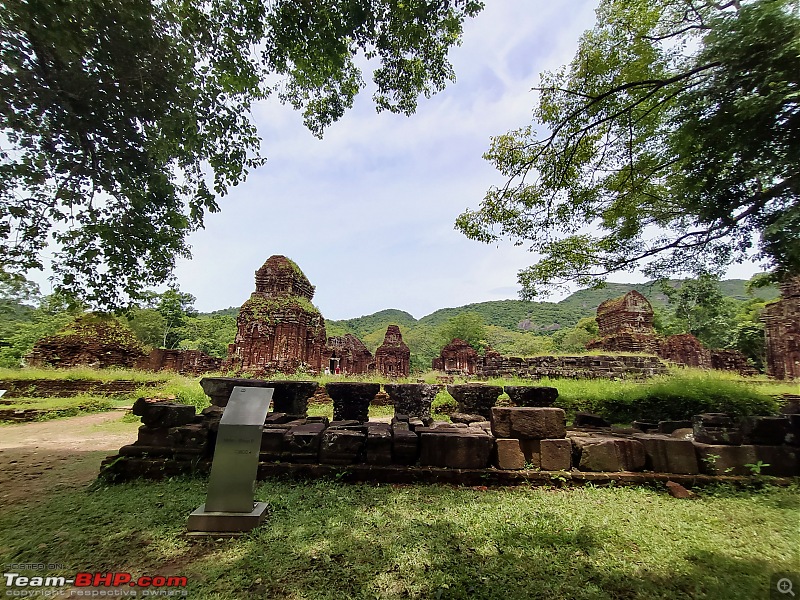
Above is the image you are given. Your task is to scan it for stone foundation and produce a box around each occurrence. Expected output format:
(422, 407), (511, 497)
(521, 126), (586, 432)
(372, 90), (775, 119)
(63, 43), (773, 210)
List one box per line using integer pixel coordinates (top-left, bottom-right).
(101, 380), (800, 484)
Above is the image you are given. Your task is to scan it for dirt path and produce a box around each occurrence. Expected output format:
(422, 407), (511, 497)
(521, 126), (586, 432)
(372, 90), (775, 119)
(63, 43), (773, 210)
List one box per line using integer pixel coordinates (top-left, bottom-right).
(0, 411), (140, 507)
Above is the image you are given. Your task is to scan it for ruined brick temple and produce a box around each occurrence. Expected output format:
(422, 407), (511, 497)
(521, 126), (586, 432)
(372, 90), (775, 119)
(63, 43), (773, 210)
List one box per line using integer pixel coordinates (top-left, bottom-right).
(432, 338), (479, 375)
(224, 256), (327, 375)
(587, 290), (661, 354)
(587, 290), (755, 374)
(26, 314), (146, 369)
(763, 277), (800, 380)
(324, 334), (374, 375)
(375, 325), (410, 377)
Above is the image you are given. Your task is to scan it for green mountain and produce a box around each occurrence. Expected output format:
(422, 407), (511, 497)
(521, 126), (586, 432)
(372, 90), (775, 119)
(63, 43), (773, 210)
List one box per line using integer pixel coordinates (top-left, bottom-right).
(417, 300), (584, 332)
(207, 278), (780, 337)
(326, 309), (417, 339)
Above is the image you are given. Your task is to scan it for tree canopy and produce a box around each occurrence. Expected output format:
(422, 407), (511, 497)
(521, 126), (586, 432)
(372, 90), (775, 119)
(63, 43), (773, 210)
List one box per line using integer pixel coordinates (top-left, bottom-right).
(456, 0), (800, 299)
(1, 0), (483, 308)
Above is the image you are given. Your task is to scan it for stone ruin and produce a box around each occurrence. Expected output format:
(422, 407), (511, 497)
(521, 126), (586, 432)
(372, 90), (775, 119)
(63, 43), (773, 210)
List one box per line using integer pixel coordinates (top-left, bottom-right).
(658, 333), (709, 368)
(587, 290), (661, 354)
(102, 378), (800, 485)
(223, 255), (327, 376)
(432, 338), (478, 375)
(136, 348), (222, 375)
(26, 314), (146, 369)
(587, 290), (756, 375)
(763, 277), (800, 380)
(374, 325), (410, 377)
(324, 334), (374, 375)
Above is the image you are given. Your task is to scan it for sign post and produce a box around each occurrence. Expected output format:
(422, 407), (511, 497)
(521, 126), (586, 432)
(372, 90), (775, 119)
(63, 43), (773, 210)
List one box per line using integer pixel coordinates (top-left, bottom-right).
(187, 386), (273, 533)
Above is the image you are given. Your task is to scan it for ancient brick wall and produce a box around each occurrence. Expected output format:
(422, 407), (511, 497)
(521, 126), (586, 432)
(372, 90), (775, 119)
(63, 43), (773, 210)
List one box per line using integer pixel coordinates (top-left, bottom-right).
(138, 349), (222, 375)
(763, 277), (800, 380)
(26, 314), (146, 369)
(324, 334), (374, 375)
(375, 325), (410, 377)
(432, 338), (478, 375)
(476, 354), (668, 379)
(658, 334), (711, 368)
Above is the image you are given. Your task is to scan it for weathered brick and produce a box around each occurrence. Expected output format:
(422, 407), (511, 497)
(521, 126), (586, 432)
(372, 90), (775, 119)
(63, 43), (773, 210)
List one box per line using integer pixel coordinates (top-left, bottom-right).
(490, 407), (566, 440)
(633, 434), (699, 475)
(419, 431), (494, 469)
(495, 439), (539, 470)
(391, 428), (419, 465)
(320, 429), (365, 464)
(539, 439), (572, 471)
(575, 438), (646, 472)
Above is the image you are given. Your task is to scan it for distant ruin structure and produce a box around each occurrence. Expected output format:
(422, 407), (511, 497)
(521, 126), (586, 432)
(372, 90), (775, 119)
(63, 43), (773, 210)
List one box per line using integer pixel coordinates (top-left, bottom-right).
(587, 289), (755, 374)
(375, 325), (410, 377)
(763, 277), (800, 380)
(432, 338), (478, 375)
(137, 349), (222, 375)
(658, 333), (710, 368)
(324, 334), (374, 375)
(586, 290), (661, 354)
(224, 255), (327, 375)
(26, 314), (146, 369)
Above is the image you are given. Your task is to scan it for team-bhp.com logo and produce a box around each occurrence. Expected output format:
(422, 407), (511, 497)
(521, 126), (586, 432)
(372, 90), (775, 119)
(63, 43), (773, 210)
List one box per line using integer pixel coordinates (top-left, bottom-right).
(4, 572), (188, 596)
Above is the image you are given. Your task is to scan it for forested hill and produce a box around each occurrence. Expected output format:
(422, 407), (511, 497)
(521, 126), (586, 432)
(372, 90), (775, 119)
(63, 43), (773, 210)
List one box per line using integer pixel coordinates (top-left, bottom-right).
(322, 278), (779, 335)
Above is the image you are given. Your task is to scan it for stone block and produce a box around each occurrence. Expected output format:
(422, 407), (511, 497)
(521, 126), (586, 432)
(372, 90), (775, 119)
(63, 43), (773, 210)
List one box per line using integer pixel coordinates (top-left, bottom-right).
(167, 423), (208, 451)
(658, 420), (692, 434)
(780, 396), (800, 415)
(490, 407), (566, 440)
(260, 427), (288, 459)
(391, 428), (419, 465)
(284, 423), (326, 463)
(753, 445), (799, 476)
(450, 412), (487, 425)
(135, 426), (171, 447)
(319, 429), (365, 464)
(740, 416), (792, 446)
(694, 443), (757, 476)
(503, 386), (559, 407)
(632, 421), (658, 433)
(573, 412), (611, 428)
(384, 383), (440, 420)
(366, 426), (393, 465)
(495, 439), (539, 470)
(540, 439), (572, 471)
(694, 413), (735, 427)
(132, 398), (196, 428)
(327, 382), (379, 423)
(419, 431), (494, 469)
(693, 424), (742, 445)
(448, 384), (503, 419)
(575, 438), (646, 472)
(632, 434), (699, 475)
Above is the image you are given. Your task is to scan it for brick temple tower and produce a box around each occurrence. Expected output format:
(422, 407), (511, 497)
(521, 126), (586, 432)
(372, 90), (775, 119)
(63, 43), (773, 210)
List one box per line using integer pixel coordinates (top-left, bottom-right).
(224, 255), (327, 375)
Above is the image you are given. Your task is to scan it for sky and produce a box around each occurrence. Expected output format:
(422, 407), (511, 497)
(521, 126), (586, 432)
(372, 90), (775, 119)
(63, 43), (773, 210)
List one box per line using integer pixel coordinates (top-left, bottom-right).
(130, 2), (763, 319)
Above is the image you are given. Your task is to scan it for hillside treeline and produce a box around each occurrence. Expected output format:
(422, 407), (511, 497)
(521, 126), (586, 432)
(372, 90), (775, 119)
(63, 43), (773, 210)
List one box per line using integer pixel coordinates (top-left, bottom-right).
(0, 276), (776, 372)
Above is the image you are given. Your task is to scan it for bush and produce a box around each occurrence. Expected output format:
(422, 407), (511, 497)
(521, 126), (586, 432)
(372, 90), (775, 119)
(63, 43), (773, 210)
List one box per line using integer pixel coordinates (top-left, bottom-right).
(554, 373), (779, 423)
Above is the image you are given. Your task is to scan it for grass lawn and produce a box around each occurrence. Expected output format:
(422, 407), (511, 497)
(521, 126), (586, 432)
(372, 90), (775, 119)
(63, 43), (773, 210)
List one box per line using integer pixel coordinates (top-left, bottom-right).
(0, 477), (797, 599)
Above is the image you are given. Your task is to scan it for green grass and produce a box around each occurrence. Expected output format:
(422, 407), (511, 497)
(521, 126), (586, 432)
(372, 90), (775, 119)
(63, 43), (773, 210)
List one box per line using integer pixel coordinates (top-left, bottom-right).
(0, 478), (797, 599)
(0, 365), (172, 382)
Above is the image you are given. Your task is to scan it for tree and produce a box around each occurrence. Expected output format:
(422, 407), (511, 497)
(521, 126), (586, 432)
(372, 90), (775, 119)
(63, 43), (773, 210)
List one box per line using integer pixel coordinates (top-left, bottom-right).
(456, 0), (800, 299)
(1, 0), (483, 308)
(659, 275), (737, 348)
(437, 311), (486, 351)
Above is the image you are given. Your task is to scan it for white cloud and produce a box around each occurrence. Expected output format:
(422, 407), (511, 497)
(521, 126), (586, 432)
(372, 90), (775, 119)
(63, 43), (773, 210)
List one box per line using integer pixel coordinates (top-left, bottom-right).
(170, 0), (763, 322)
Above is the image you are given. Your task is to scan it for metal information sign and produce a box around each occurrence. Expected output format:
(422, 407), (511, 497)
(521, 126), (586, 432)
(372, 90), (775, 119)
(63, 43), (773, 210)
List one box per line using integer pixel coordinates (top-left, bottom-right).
(187, 386), (273, 533)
